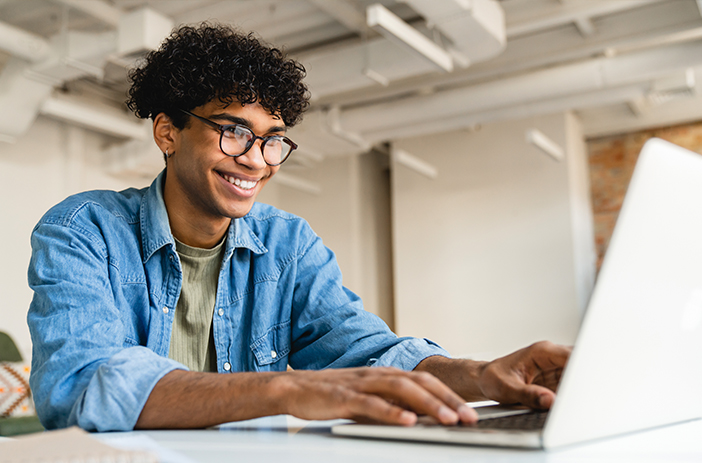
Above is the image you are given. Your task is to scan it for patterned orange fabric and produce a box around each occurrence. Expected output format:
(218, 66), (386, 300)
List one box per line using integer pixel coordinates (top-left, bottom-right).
(0, 362), (33, 417)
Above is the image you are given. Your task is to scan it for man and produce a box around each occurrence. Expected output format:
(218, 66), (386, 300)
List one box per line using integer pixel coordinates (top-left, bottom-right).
(27, 24), (570, 432)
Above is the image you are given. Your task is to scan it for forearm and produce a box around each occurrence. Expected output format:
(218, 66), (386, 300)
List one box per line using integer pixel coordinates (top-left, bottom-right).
(414, 355), (489, 402)
(135, 370), (288, 429)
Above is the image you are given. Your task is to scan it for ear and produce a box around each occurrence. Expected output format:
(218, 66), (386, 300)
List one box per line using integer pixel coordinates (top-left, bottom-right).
(153, 112), (178, 156)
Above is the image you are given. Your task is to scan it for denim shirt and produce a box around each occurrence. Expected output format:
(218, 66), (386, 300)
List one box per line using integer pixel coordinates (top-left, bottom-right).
(27, 171), (449, 431)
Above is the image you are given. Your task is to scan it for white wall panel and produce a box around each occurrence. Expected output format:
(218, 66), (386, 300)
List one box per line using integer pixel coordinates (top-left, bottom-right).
(0, 117), (150, 359)
(392, 112), (588, 359)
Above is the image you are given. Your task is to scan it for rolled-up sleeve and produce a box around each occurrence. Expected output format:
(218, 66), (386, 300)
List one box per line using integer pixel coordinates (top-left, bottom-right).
(288, 225), (450, 372)
(28, 219), (184, 431)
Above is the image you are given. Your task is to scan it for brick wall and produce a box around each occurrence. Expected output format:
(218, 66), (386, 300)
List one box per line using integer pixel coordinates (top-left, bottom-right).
(587, 121), (702, 270)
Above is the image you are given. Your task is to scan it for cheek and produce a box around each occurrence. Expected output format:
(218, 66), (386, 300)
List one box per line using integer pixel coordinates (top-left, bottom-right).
(266, 166), (280, 179)
(178, 131), (214, 161)
(257, 171), (276, 191)
(178, 144), (214, 176)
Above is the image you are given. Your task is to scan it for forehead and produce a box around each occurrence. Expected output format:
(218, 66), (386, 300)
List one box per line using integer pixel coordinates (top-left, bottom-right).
(199, 100), (285, 128)
(193, 101), (287, 133)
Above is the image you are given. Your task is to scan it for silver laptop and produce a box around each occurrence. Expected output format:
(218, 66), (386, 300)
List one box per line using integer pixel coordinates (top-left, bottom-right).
(332, 138), (702, 449)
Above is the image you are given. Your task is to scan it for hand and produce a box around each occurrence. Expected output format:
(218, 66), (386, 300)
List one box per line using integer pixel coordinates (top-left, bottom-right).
(415, 341), (571, 410)
(477, 341), (571, 409)
(277, 367), (478, 426)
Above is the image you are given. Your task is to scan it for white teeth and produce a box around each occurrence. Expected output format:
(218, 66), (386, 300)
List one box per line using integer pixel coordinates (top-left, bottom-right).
(224, 174), (257, 190)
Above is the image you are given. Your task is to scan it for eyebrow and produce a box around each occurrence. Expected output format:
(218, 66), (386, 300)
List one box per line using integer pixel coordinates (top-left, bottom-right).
(209, 112), (287, 134)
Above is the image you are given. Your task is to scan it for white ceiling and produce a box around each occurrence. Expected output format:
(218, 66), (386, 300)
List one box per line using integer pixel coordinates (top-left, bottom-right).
(2, 0), (702, 175)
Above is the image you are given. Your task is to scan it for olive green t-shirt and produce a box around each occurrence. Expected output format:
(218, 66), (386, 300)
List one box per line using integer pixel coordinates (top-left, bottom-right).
(168, 237), (225, 372)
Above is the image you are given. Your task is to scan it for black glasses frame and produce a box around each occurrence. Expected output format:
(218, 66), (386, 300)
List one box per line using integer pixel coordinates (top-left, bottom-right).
(178, 109), (297, 166)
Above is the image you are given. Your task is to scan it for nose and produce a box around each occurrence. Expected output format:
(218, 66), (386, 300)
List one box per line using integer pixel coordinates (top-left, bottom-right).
(234, 138), (267, 170)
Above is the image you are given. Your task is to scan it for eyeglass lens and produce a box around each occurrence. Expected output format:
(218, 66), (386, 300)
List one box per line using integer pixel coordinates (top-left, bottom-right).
(221, 126), (293, 165)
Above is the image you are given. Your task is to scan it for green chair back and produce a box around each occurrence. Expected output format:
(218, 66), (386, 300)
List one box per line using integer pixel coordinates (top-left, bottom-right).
(0, 332), (23, 362)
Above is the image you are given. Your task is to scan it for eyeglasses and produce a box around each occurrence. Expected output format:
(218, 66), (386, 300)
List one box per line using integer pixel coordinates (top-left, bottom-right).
(179, 109), (297, 166)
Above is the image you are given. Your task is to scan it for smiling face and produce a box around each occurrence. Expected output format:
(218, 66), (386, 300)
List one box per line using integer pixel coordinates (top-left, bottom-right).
(158, 100), (284, 248)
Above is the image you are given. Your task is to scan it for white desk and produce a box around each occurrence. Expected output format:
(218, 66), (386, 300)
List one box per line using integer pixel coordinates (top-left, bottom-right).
(125, 416), (702, 463)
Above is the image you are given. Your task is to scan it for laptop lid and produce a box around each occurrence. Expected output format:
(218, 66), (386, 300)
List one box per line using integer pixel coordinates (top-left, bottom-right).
(543, 138), (702, 447)
(332, 138), (702, 448)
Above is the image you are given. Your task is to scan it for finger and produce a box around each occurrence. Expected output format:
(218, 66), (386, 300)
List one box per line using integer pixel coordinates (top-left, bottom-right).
(529, 342), (572, 370)
(523, 343), (571, 393)
(532, 367), (563, 391)
(409, 371), (478, 423)
(344, 390), (418, 426)
(360, 375), (462, 425)
(510, 384), (556, 410)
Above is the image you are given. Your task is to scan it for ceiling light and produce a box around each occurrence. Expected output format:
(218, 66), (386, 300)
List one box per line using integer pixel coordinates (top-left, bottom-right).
(526, 129), (564, 161)
(392, 147), (438, 179)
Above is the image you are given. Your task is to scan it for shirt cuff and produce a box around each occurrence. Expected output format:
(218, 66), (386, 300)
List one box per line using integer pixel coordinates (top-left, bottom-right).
(70, 346), (187, 431)
(369, 337), (451, 371)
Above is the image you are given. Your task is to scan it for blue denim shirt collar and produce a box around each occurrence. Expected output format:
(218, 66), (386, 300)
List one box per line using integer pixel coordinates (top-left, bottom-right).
(139, 169), (267, 264)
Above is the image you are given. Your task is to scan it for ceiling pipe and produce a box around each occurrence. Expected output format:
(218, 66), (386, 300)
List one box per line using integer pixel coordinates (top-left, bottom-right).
(0, 6), (172, 143)
(358, 83), (648, 143)
(340, 60), (606, 133)
(39, 96), (149, 140)
(302, 0), (507, 98)
(326, 106), (372, 151)
(308, 2), (700, 110)
(606, 26), (702, 57)
(305, 1), (669, 103)
(338, 39), (702, 137)
(49, 0), (121, 28)
(0, 21), (50, 62)
(506, 0), (664, 38)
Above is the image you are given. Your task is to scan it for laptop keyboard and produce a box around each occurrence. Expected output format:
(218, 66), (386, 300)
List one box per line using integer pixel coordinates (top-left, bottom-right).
(471, 411), (548, 431)
(415, 409), (549, 432)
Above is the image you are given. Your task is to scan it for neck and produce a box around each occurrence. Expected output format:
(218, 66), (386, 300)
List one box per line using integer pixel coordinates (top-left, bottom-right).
(162, 174), (231, 249)
(168, 208), (230, 249)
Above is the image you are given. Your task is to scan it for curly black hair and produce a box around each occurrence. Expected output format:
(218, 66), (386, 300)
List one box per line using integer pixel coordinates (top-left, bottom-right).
(126, 23), (310, 129)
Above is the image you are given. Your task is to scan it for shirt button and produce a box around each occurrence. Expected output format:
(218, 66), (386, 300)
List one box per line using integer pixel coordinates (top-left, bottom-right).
(162, 307), (169, 314)
(271, 350), (277, 359)
(223, 362), (231, 371)
(218, 308), (224, 316)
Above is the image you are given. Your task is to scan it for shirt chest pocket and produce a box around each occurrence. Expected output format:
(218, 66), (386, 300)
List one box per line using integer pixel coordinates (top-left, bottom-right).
(250, 321), (291, 371)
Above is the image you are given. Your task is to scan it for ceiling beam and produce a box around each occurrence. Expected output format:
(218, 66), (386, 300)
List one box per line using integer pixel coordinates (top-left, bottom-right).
(40, 96), (149, 140)
(0, 21), (50, 62)
(174, 1), (330, 42)
(507, 0), (663, 38)
(367, 3), (453, 72)
(306, 0), (367, 34)
(310, 1), (700, 109)
(49, 0), (121, 28)
(336, 39), (702, 138)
